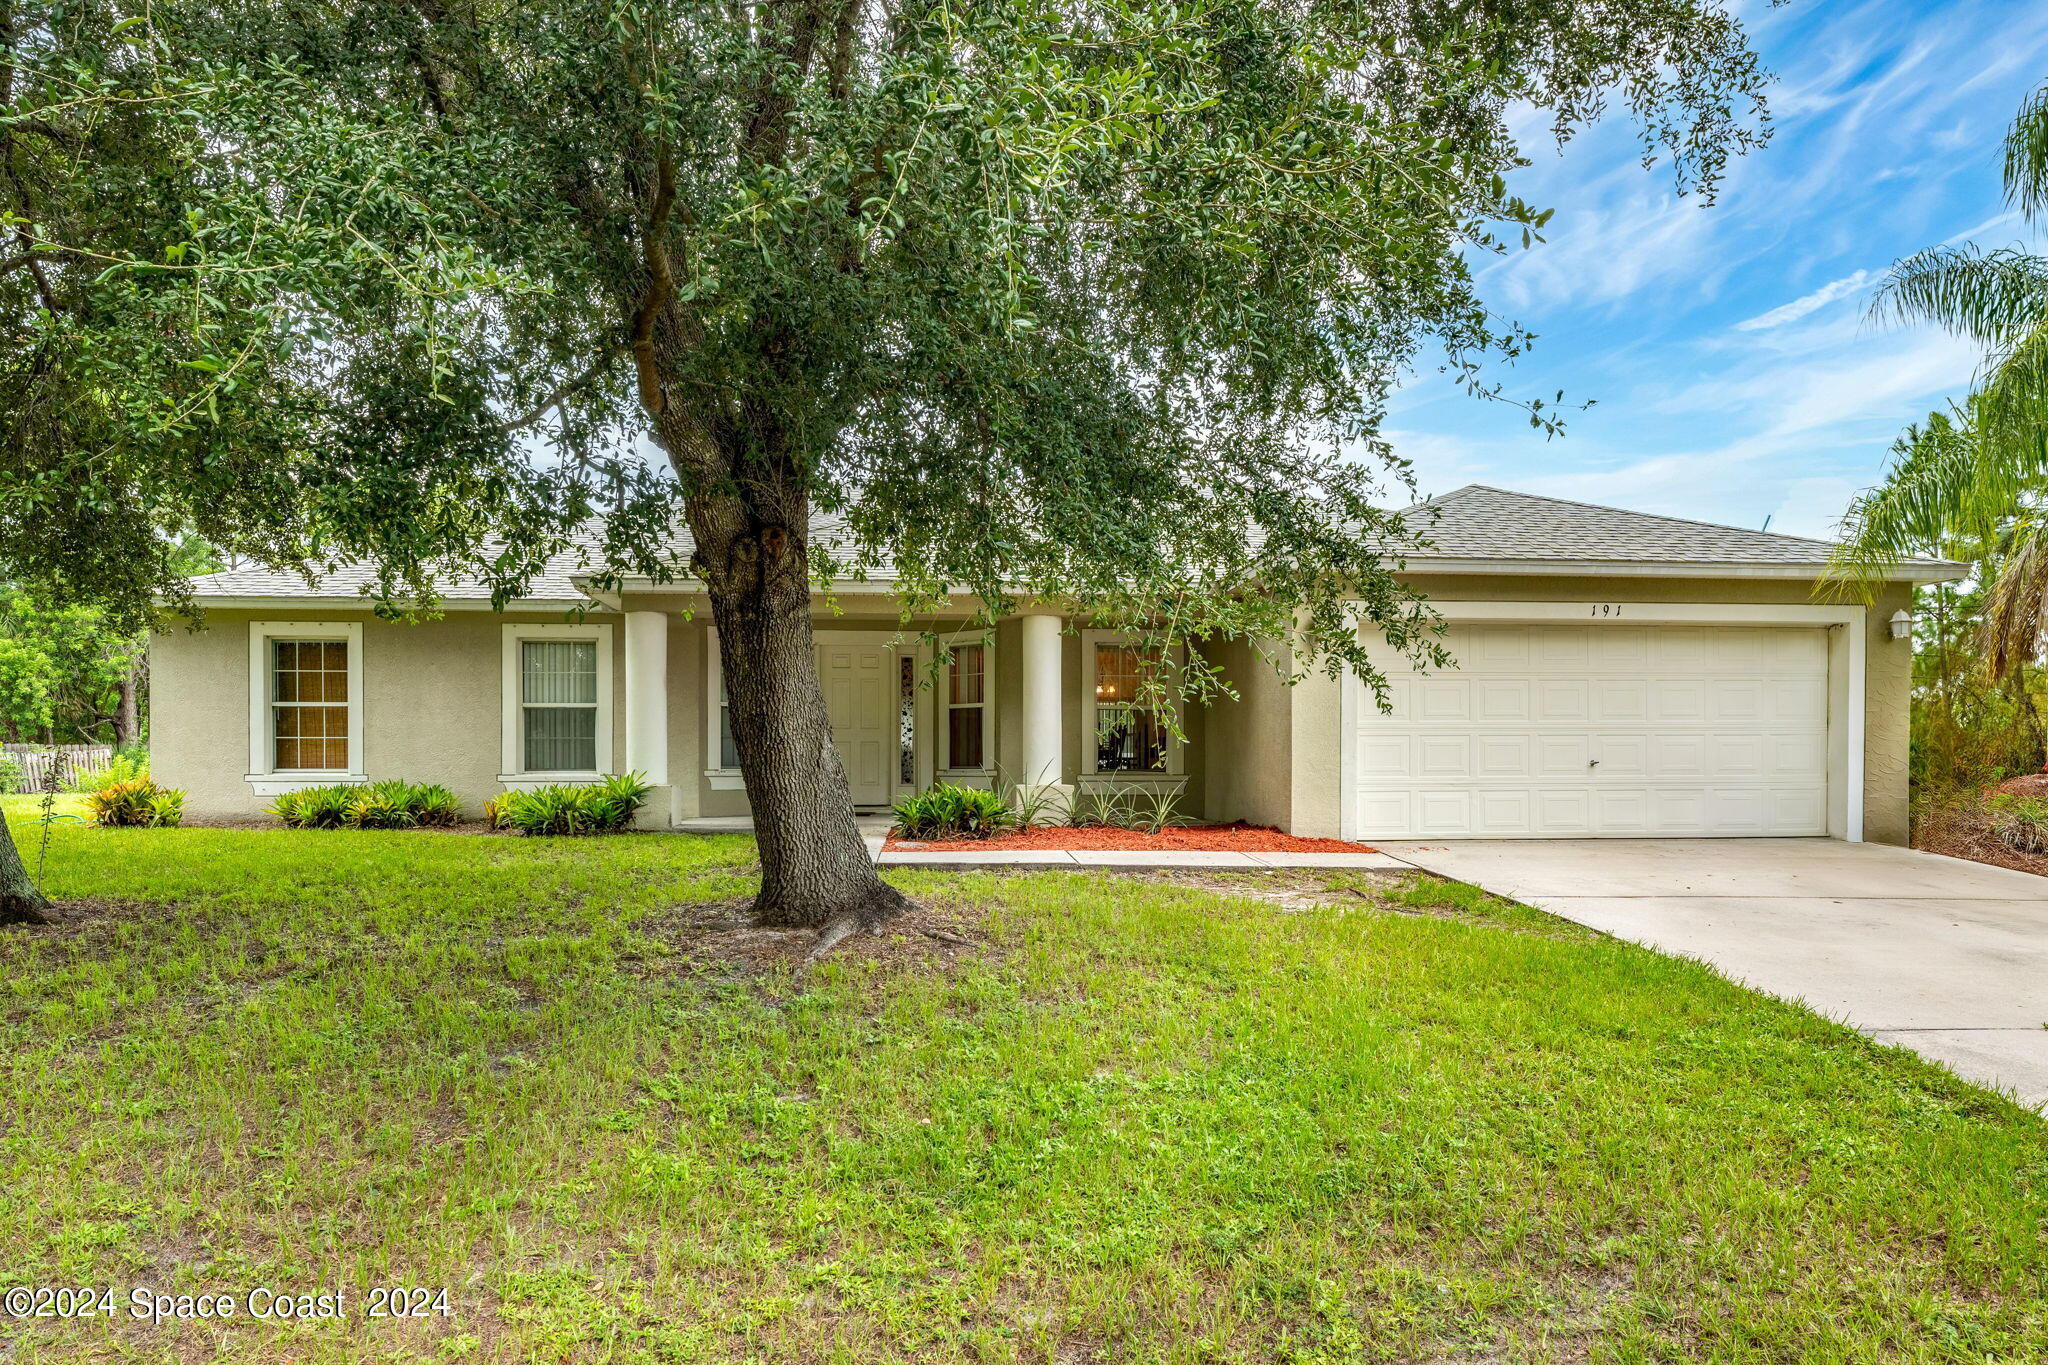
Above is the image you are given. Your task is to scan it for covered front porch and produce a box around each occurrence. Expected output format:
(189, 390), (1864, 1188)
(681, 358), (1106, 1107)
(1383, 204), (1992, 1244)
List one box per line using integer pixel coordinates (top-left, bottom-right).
(602, 597), (1218, 828)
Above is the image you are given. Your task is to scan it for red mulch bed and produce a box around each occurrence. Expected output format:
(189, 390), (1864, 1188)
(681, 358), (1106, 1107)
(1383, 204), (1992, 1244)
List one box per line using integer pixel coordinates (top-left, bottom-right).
(885, 822), (1377, 853)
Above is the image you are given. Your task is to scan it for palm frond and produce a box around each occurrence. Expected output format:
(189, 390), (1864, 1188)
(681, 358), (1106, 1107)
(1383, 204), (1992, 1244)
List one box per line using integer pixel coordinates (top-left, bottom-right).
(1982, 520), (2048, 679)
(2004, 81), (2048, 220)
(1873, 246), (2048, 350)
(1825, 410), (1983, 591)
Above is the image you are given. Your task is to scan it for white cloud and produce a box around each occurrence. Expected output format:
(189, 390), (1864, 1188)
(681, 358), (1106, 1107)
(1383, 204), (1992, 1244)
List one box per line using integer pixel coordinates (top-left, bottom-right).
(1485, 185), (1728, 313)
(1733, 270), (1874, 330)
(1769, 476), (1863, 539)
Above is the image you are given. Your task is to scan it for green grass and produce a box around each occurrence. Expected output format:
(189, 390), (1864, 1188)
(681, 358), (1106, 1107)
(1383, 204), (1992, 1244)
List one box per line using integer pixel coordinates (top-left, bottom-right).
(2, 806), (2044, 1363)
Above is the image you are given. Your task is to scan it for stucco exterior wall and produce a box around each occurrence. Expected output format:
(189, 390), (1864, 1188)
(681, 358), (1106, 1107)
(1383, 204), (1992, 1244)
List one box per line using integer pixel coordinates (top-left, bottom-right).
(1199, 637), (1296, 829)
(152, 607), (626, 819)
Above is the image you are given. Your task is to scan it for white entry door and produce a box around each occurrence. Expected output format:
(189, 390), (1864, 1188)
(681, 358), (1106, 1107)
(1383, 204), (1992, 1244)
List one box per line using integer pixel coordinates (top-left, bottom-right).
(816, 640), (895, 806)
(1348, 623), (1830, 838)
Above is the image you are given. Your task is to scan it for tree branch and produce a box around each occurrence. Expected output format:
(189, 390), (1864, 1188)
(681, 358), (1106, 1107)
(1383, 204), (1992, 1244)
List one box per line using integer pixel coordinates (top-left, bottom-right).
(496, 349), (619, 432)
(631, 149), (676, 416)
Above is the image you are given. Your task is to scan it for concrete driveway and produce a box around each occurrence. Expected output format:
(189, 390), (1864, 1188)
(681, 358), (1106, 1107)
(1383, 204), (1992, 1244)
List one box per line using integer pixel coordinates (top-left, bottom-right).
(1376, 838), (2048, 1111)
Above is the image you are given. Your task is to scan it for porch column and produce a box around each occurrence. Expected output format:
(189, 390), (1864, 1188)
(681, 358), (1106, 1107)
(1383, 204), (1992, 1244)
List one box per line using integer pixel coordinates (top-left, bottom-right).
(623, 610), (671, 828)
(1018, 611), (1066, 794)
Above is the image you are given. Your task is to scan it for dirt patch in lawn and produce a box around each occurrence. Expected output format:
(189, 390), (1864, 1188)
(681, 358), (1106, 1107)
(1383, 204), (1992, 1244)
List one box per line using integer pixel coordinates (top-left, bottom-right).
(888, 821), (1377, 853)
(633, 892), (995, 976)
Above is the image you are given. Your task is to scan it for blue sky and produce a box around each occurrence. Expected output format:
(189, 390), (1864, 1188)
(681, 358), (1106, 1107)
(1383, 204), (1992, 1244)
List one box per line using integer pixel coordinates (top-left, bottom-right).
(1381, 0), (2048, 537)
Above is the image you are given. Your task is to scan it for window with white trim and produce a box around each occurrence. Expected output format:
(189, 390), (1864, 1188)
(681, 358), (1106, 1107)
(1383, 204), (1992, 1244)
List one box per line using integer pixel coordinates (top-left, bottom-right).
(1084, 634), (1181, 775)
(501, 624), (613, 778)
(247, 621), (365, 783)
(717, 673), (739, 768)
(271, 639), (351, 771)
(942, 642), (990, 772)
(521, 639), (599, 771)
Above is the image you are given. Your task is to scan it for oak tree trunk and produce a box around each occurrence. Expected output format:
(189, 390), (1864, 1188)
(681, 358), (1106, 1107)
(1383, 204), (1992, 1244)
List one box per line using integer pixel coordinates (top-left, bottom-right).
(686, 486), (910, 932)
(0, 814), (52, 926)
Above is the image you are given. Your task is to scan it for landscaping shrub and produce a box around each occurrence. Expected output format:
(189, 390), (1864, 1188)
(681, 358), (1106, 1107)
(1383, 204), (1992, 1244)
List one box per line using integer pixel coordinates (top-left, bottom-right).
(269, 784), (357, 829)
(1066, 781), (1187, 833)
(66, 751), (147, 793)
(1987, 791), (2048, 853)
(891, 783), (1014, 840)
(0, 752), (24, 795)
(489, 772), (651, 836)
(269, 779), (467, 830)
(85, 778), (184, 827)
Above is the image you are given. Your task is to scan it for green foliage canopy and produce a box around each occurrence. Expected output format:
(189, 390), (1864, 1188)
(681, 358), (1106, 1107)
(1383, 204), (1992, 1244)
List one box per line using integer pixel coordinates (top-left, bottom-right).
(9, 0), (1772, 682)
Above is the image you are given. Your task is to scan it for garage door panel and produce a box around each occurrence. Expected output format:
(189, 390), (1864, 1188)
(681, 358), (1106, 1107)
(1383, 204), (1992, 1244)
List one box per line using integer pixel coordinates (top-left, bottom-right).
(1537, 681), (1589, 722)
(1651, 734), (1709, 776)
(1358, 736), (1409, 777)
(1710, 734), (1766, 778)
(1651, 626), (1705, 670)
(1769, 630), (1827, 670)
(1416, 790), (1472, 835)
(1532, 789), (1592, 833)
(1772, 679), (1826, 723)
(1476, 735), (1532, 777)
(1770, 785), (1827, 829)
(1536, 733), (1590, 775)
(1533, 630), (1590, 670)
(1417, 735), (1471, 777)
(1476, 679), (1531, 722)
(1711, 680), (1763, 720)
(1416, 678), (1471, 722)
(1593, 680), (1648, 721)
(1592, 629), (1650, 669)
(1651, 789), (1708, 832)
(1350, 622), (1830, 839)
(1476, 790), (1531, 834)
(1651, 678), (1708, 722)
(1474, 628), (1530, 669)
(1772, 733), (1828, 776)
(1593, 734), (1649, 776)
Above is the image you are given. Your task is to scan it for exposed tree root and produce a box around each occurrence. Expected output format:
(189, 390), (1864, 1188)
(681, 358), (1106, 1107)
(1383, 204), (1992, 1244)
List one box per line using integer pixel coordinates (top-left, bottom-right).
(0, 894), (55, 927)
(787, 882), (915, 962)
(804, 912), (867, 962)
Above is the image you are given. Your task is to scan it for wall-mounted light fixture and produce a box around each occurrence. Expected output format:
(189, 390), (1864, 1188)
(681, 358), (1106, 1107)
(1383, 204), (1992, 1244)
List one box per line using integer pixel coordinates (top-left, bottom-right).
(1889, 608), (1914, 641)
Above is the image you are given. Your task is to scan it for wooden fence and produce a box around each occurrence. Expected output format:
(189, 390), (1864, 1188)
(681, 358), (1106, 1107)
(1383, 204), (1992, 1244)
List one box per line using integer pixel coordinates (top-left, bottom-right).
(3, 744), (114, 791)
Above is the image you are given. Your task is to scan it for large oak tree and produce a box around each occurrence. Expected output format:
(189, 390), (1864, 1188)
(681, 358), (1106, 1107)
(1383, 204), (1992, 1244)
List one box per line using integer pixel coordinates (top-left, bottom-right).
(2, 0), (1771, 929)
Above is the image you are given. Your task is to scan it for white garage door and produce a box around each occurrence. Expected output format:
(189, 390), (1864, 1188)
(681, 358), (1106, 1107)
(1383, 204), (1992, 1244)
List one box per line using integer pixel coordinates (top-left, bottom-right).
(1349, 623), (1830, 839)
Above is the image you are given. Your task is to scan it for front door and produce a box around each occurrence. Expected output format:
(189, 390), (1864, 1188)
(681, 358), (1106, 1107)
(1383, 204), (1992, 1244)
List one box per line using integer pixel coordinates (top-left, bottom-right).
(816, 640), (895, 806)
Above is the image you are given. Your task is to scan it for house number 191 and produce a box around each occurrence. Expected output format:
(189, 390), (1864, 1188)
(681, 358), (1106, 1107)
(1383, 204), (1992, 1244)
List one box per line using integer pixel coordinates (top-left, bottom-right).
(1589, 604), (1623, 617)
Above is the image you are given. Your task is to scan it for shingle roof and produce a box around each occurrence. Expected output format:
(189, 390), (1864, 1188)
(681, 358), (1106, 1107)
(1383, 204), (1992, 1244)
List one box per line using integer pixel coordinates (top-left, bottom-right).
(185, 517), (868, 602)
(1399, 485), (1963, 577)
(184, 485), (1966, 601)
(188, 530), (623, 604)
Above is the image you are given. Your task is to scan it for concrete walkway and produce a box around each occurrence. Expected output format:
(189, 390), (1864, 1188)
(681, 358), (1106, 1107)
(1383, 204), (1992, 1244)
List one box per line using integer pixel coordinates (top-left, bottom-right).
(1376, 838), (2048, 1111)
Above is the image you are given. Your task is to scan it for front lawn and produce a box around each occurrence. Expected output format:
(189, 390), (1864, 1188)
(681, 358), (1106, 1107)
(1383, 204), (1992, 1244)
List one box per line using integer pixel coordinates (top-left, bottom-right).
(2, 808), (2043, 1363)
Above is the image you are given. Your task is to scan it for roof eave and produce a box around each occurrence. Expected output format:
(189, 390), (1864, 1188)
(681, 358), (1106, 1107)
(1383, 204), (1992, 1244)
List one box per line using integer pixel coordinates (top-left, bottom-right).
(173, 594), (599, 612)
(1399, 556), (1971, 584)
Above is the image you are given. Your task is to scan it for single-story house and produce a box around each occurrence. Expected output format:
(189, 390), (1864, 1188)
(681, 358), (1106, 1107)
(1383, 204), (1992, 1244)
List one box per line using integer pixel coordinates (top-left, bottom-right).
(153, 485), (1963, 843)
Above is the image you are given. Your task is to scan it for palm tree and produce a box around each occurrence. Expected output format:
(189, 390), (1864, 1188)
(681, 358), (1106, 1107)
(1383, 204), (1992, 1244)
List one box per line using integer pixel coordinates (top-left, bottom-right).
(1831, 83), (2048, 689)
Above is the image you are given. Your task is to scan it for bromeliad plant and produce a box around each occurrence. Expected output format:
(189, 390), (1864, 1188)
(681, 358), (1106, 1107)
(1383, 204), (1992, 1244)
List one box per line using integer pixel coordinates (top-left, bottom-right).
(487, 773), (652, 837)
(270, 780), (464, 830)
(85, 779), (185, 828)
(891, 784), (1016, 841)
